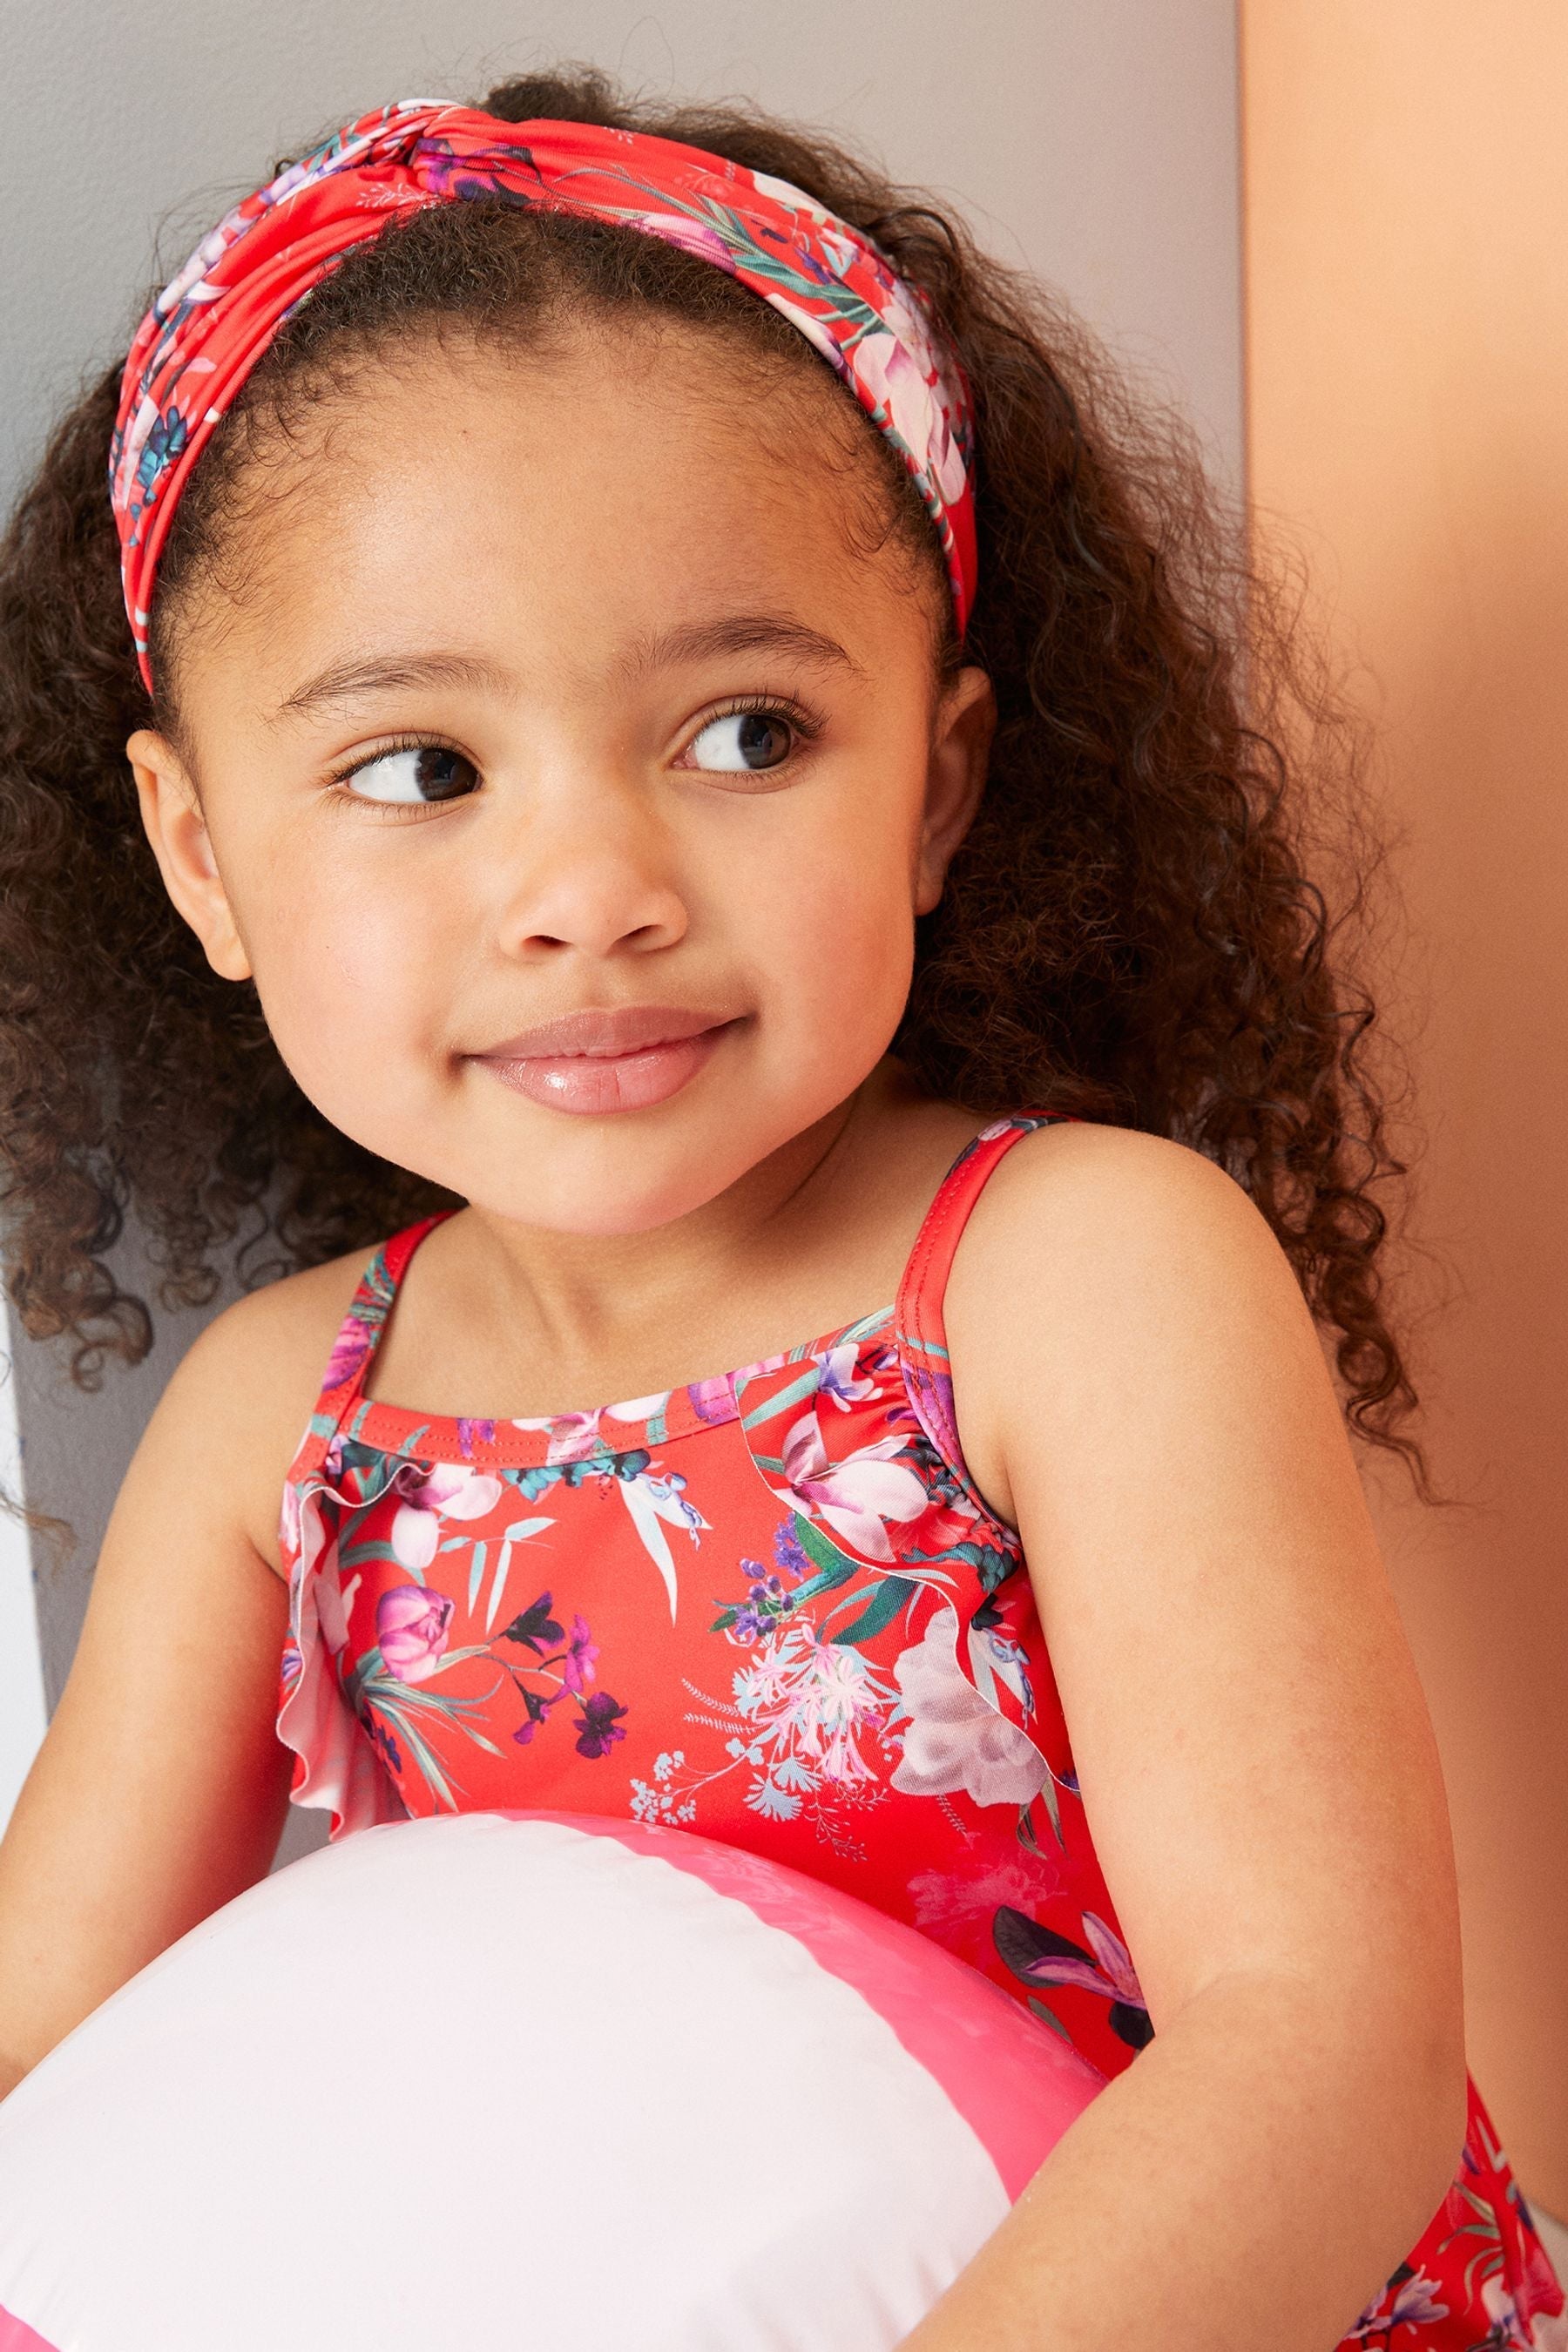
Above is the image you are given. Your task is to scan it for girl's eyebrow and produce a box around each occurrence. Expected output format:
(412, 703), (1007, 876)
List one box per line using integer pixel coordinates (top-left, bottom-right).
(267, 614), (863, 728)
(616, 614), (867, 682)
(267, 652), (510, 727)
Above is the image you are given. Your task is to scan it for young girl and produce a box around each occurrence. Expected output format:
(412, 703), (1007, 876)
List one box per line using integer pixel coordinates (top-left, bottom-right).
(0, 64), (1561, 2351)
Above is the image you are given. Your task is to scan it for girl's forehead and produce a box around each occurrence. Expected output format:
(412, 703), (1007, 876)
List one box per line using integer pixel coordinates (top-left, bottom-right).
(186, 329), (934, 713)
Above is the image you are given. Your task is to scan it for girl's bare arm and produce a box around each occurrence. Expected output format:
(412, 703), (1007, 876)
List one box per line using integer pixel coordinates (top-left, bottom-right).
(0, 1269), (352, 2097)
(914, 1121), (1468, 2352)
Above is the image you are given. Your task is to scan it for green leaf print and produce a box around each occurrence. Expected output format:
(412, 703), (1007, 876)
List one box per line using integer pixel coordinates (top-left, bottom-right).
(1020, 1772), (1064, 1854)
(347, 1645), (510, 1812)
(828, 1575), (915, 1647)
(339, 1535), (415, 1576)
(466, 1541), (488, 1615)
(781, 1513), (861, 1606)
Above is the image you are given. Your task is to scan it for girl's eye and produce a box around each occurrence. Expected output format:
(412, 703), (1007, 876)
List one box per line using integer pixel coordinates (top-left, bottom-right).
(338, 745), (479, 805)
(684, 710), (795, 773)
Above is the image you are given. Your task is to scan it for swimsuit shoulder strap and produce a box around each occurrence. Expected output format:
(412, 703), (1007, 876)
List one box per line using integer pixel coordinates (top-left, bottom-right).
(308, 1209), (457, 1439)
(895, 1109), (1073, 1524)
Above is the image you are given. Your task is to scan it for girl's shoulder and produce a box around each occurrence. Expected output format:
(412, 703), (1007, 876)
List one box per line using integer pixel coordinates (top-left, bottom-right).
(172, 1233), (389, 1574)
(943, 1120), (1302, 1534)
(953, 1116), (1280, 1322)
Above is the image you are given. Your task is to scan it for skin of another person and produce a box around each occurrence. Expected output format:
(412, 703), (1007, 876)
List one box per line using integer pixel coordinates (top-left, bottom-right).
(0, 321), (1469, 2350)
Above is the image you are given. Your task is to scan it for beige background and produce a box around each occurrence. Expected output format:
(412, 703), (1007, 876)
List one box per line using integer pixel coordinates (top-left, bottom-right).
(1242, 0), (1568, 2217)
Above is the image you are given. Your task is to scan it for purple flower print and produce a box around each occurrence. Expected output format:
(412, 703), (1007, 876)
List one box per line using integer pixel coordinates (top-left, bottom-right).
(772, 1522), (810, 1581)
(377, 1585), (455, 1685)
(993, 1904), (1152, 2052)
(495, 1598), (609, 1749)
(1348, 2268), (1450, 2339)
(512, 1690), (554, 1747)
(497, 1593), (564, 1656)
(1389, 2274), (1450, 2330)
(563, 1614), (599, 1695)
(718, 1558), (796, 1647)
(574, 1693), (629, 1759)
(815, 1338), (879, 1412)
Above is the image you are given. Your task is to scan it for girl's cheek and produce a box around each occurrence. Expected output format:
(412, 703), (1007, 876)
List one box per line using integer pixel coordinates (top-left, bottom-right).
(243, 872), (440, 1095)
(716, 840), (915, 1109)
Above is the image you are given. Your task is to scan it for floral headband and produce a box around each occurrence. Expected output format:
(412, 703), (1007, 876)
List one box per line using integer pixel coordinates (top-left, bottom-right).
(109, 101), (979, 694)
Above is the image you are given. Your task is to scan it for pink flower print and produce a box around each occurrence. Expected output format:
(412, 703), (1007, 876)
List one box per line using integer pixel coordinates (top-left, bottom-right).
(780, 1408), (928, 1564)
(314, 1564), (362, 1656)
(855, 307), (968, 510)
(510, 1409), (608, 1467)
(890, 1609), (1049, 1807)
(626, 210), (736, 272)
(907, 1849), (1064, 1970)
(377, 1585), (455, 1684)
(815, 1340), (878, 1412)
(321, 1309), (377, 1393)
(686, 1372), (735, 1425)
(280, 1476), (301, 1560)
(750, 170), (835, 230)
(563, 1614), (598, 1695)
(817, 224), (862, 281)
(389, 1463), (504, 1571)
(603, 1389), (675, 1425)
(733, 1623), (894, 1788)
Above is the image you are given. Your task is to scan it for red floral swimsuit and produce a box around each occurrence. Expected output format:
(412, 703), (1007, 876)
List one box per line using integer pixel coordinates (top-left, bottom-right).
(277, 1109), (1565, 2349)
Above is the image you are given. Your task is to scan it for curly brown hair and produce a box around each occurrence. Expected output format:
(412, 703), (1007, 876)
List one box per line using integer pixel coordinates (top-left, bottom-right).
(0, 64), (1429, 1493)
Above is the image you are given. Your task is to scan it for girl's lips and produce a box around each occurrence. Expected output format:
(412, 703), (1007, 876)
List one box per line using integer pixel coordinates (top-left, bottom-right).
(476, 1019), (739, 1114)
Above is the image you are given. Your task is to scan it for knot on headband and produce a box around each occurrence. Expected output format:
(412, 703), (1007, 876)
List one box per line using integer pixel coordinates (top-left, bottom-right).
(110, 101), (978, 693)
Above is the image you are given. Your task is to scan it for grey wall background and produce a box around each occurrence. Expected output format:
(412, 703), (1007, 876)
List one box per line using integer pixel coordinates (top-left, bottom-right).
(0, 0), (1244, 1840)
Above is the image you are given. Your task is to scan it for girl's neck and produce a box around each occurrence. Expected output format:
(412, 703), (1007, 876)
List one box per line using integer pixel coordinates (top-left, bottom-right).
(362, 1057), (987, 1423)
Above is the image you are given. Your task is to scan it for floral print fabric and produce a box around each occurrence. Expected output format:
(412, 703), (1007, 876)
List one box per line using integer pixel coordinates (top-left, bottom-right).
(276, 1110), (1565, 2348)
(109, 100), (977, 690)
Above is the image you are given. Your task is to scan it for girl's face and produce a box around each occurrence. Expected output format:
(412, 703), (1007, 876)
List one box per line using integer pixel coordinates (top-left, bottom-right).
(129, 323), (994, 1236)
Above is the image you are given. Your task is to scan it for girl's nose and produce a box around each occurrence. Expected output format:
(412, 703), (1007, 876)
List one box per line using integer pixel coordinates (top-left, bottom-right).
(487, 774), (691, 961)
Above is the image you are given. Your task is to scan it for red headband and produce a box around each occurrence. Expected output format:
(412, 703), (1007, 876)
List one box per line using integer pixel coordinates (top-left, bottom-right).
(109, 103), (979, 693)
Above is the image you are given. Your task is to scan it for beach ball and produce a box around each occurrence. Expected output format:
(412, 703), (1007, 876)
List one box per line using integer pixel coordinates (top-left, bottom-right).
(0, 1810), (1104, 2351)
